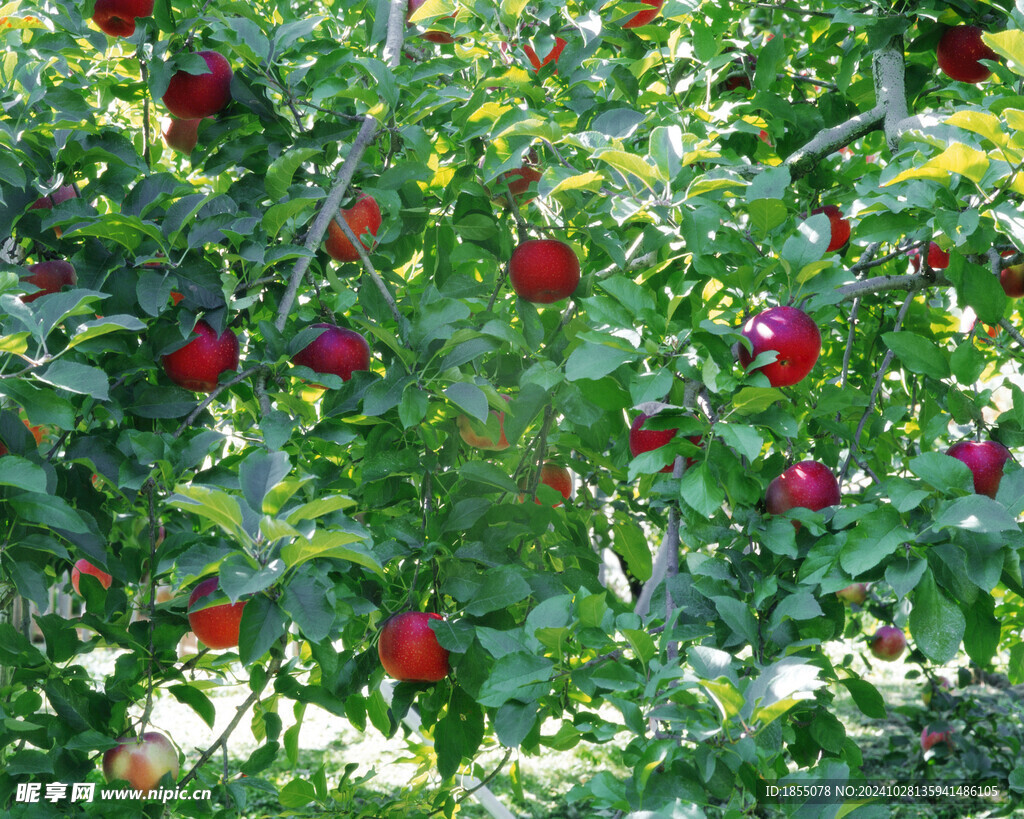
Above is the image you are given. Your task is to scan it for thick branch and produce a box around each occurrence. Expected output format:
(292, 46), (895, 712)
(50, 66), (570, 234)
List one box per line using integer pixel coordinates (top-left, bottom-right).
(873, 37), (908, 152)
(836, 270), (948, 301)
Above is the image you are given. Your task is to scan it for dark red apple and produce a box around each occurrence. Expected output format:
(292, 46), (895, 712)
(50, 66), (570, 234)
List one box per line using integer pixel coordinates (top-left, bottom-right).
(92, 0), (153, 37)
(324, 194), (382, 262)
(524, 37), (567, 72)
(187, 577), (246, 650)
(21, 260), (77, 302)
(378, 611), (450, 682)
(737, 305), (821, 387)
(292, 324), (370, 384)
(162, 51), (233, 120)
(628, 412), (701, 472)
(30, 185), (77, 211)
(71, 559), (112, 594)
(621, 0), (663, 28)
(937, 26), (997, 83)
(765, 460), (840, 523)
(1000, 263), (1024, 297)
(946, 440), (1012, 498)
(161, 319), (240, 393)
(809, 205), (850, 252)
(869, 625), (906, 661)
(162, 117), (202, 153)
(103, 732), (179, 792)
(508, 239), (580, 303)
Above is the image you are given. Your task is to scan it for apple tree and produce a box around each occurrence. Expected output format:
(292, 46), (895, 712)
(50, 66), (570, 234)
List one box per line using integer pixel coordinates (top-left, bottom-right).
(2, 0), (1024, 815)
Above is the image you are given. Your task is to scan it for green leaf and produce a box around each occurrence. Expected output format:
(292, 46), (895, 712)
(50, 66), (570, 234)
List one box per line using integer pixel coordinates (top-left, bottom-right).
(238, 596), (288, 665)
(711, 596), (758, 644)
(465, 567), (532, 616)
(839, 506), (910, 576)
(715, 423), (764, 461)
(934, 495), (1020, 533)
(612, 520), (652, 582)
(908, 451), (973, 494)
(593, 149), (660, 188)
(679, 464), (724, 517)
(909, 571), (965, 664)
(838, 678), (887, 719)
(434, 688), (484, 779)
(265, 147), (321, 202)
(476, 653), (553, 707)
(445, 382), (487, 421)
(67, 314), (146, 348)
(282, 530), (381, 576)
(36, 361), (109, 400)
(963, 594), (1000, 667)
(565, 341), (636, 381)
(885, 555), (927, 600)
(10, 493), (89, 533)
(239, 449), (292, 514)
(881, 332), (949, 379)
(167, 685), (217, 728)
(0, 456), (48, 493)
(458, 460), (520, 494)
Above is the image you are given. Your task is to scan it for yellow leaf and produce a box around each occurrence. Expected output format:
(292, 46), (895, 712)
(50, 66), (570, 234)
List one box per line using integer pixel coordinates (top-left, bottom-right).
(984, 30), (1024, 76)
(883, 143), (989, 186)
(945, 111), (1005, 146)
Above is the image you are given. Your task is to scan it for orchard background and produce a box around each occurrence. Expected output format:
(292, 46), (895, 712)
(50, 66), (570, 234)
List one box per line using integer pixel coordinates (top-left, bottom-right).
(2, 0), (1024, 815)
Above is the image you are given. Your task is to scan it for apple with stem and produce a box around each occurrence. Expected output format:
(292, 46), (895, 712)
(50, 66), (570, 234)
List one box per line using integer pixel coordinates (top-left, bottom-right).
(508, 239), (580, 303)
(187, 577), (246, 650)
(809, 205), (850, 252)
(937, 25), (997, 84)
(292, 324), (370, 384)
(162, 51), (233, 120)
(21, 260), (77, 302)
(378, 611), (450, 682)
(737, 305), (821, 387)
(869, 625), (906, 662)
(91, 0), (153, 37)
(946, 440), (1012, 498)
(71, 559), (112, 595)
(161, 319), (240, 393)
(765, 460), (840, 527)
(524, 37), (567, 72)
(520, 462), (573, 505)
(325, 194), (382, 262)
(620, 0), (663, 28)
(628, 412), (701, 472)
(836, 583), (868, 605)
(103, 732), (179, 792)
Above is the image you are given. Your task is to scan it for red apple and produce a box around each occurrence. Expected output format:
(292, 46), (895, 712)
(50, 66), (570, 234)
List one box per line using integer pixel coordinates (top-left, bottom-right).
(869, 625), (907, 661)
(162, 117), (202, 153)
(162, 51), (233, 120)
(809, 204), (850, 252)
(71, 559), (113, 595)
(378, 611), (450, 682)
(187, 577), (246, 650)
(21, 260), (77, 302)
(737, 305), (821, 387)
(407, 0), (457, 43)
(30, 185), (77, 211)
(836, 583), (868, 605)
(497, 165), (542, 206)
(161, 319), (240, 393)
(103, 732), (179, 792)
(765, 460), (841, 524)
(292, 324), (370, 384)
(324, 194), (382, 263)
(946, 440), (1012, 498)
(621, 0), (663, 28)
(937, 25), (997, 84)
(457, 396), (510, 451)
(91, 0), (153, 37)
(520, 462), (573, 505)
(911, 242), (950, 272)
(628, 412), (701, 472)
(920, 727), (953, 753)
(524, 37), (567, 72)
(508, 239), (580, 303)
(1000, 264), (1024, 298)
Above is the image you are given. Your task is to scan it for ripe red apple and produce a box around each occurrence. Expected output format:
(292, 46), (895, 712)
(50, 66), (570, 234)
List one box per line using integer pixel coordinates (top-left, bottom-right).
(71, 559), (112, 594)
(520, 462), (573, 505)
(21, 260), (77, 302)
(524, 37), (567, 72)
(628, 412), (701, 472)
(457, 396), (510, 450)
(621, 0), (663, 28)
(162, 51), (233, 120)
(378, 611), (450, 682)
(765, 461), (841, 524)
(292, 324), (370, 384)
(869, 625), (907, 662)
(324, 194), (382, 262)
(508, 239), (580, 303)
(809, 205), (850, 252)
(187, 577), (246, 650)
(836, 583), (868, 605)
(946, 440), (1012, 498)
(162, 117), (202, 153)
(406, 0), (457, 43)
(1000, 264), (1024, 297)
(910, 241), (950, 272)
(91, 0), (153, 37)
(737, 305), (821, 387)
(103, 732), (179, 792)
(497, 165), (542, 206)
(920, 727), (953, 753)
(161, 319), (240, 393)
(937, 25), (997, 83)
